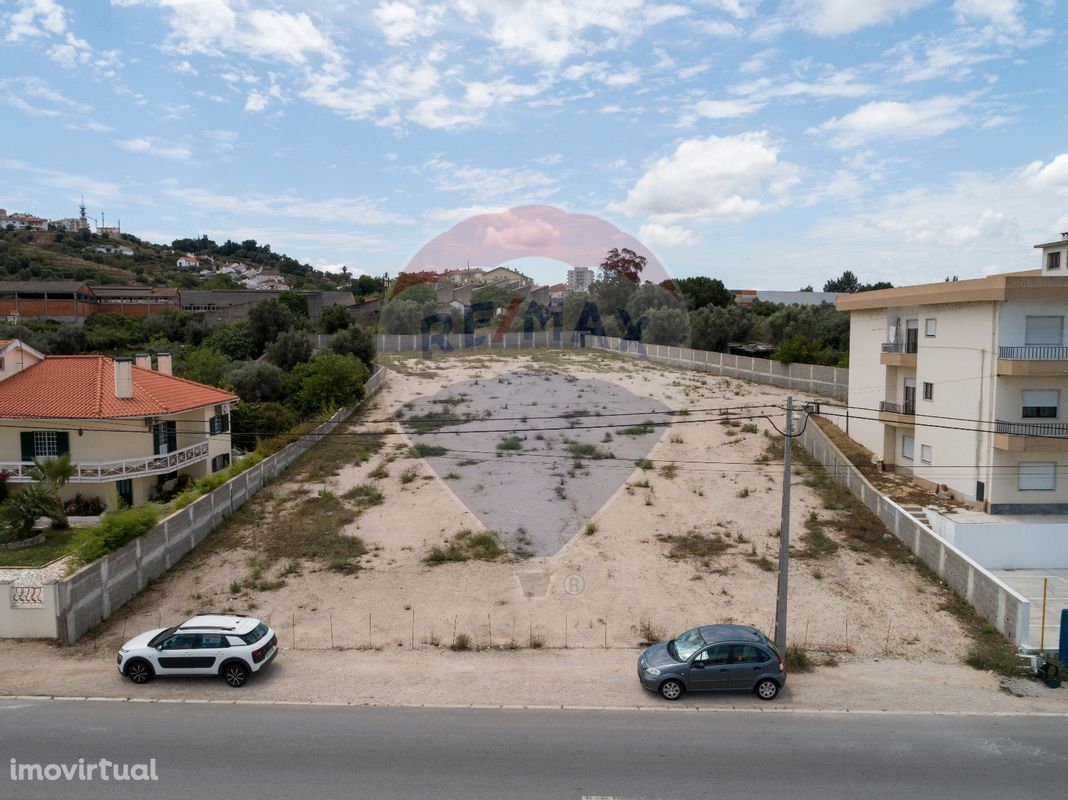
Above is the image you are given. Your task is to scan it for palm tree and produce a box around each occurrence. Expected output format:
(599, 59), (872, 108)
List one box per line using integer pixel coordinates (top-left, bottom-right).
(29, 454), (76, 487)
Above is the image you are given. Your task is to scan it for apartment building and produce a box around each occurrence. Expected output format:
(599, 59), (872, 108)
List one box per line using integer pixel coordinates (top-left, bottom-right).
(839, 233), (1068, 514)
(566, 266), (594, 293)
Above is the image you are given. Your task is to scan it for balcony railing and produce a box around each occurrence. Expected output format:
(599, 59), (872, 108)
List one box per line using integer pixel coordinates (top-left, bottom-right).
(995, 420), (1068, 439)
(880, 400), (915, 416)
(0, 441), (210, 483)
(881, 342), (918, 354)
(998, 346), (1068, 360)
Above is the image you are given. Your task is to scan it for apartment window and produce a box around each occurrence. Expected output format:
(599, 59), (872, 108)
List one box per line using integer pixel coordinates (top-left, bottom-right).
(1019, 462), (1056, 491)
(1048, 251), (1062, 271)
(33, 431), (59, 457)
(20, 430), (70, 461)
(921, 444), (933, 464)
(1025, 316), (1064, 346)
(901, 435), (915, 460)
(924, 318), (937, 337)
(923, 382), (934, 400)
(211, 453), (231, 473)
(1022, 390), (1059, 419)
(208, 404), (230, 435)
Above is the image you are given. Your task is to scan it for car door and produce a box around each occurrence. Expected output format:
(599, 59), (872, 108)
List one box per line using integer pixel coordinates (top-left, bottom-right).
(154, 633), (199, 674)
(687, 645), (731, 691)
(189, 633), (229, 674)
(727, 644), (772, 689)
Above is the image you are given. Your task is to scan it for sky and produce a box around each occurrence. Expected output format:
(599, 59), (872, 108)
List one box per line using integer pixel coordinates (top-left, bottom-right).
(1, 0), (1066, 289)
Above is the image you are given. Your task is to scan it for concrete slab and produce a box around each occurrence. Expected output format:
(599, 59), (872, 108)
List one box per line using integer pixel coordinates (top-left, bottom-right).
(992, 568), (1068, 650)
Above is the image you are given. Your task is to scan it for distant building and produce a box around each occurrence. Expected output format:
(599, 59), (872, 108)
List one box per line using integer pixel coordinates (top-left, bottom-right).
(180, 289), (355, 326)
(176, 255), (200, 268)
(50, 217), (89, 232)
(0, 281), (179, 321)
(566, 266), (595, 293)
(0, 210), (47, 231)
(93, 245), (134, 256)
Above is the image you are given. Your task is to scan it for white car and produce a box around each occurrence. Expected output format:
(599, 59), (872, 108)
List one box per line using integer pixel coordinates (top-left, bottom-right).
(117, 614), (277, 688)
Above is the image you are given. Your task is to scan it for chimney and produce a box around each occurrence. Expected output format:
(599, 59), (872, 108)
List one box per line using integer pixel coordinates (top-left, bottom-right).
(134, 352), (151, 370)
(114, 357), (133, 399)
(157, 352), (172, 376)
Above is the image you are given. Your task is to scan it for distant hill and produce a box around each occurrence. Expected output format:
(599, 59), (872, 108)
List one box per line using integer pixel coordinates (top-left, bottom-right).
(0, 228), (358, 293)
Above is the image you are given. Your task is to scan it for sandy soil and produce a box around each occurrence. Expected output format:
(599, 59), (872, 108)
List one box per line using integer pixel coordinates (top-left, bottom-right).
(0, 349), (1024, 709)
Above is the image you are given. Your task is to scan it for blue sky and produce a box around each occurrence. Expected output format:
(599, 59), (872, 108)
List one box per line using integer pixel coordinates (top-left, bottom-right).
(1, 0), (1066, 288)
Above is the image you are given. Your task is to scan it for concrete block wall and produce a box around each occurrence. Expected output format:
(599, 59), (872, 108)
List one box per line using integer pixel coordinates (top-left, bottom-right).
(48, 367), (388, 644)
(799, 418), (1031, 646)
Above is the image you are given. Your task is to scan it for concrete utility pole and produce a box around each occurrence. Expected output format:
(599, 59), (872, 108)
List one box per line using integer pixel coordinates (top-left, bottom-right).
(774, 396), (792, 652)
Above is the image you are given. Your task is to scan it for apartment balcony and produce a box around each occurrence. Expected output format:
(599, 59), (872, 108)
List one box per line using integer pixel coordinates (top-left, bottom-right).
(993, 420), (1068, 452)
(0, 442), (210, 483)
(878, 400), (916, 427)
(996, 345), (1068, 377)
(880, 341), (917, 367)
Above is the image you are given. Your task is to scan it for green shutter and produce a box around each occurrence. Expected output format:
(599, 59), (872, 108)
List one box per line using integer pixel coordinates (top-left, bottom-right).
(167, 421), (177, 452)
(55, 432), (70, 456)
(20, 432), (33, 462)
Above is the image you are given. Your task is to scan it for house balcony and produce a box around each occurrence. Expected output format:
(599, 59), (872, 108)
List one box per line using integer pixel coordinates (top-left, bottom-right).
(993, 420), (1068, 452)
(878, 400), (915, 427)
(0, 442), (210, 483)
(880, 341), (917, 367)
(996, 346), (1068, 377)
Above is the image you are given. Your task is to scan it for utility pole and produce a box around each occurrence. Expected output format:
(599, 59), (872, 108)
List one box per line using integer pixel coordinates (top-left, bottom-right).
(774, 396), (792, 652)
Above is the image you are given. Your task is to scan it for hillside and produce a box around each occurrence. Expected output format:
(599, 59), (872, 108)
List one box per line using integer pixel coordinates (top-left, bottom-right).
(0, 228), (356, 292)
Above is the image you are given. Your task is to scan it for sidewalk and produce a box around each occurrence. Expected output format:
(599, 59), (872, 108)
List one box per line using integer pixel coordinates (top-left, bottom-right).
(1, 641), (1066, 714)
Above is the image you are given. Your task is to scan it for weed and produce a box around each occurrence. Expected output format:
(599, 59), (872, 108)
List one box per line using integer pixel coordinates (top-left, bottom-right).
(796, 511), (839, 560)
(456, 458), (482, 466)
(634, 458), (654, 470)
(450, 633), (473, 651)
(425, 529), (505, 564)
(617, 420), (656, 436)
(659, 463), (679, 480)
(737, 487), (750, 498)
(638, 616), (667, 643)
(368, 463), (389, 480)
(785, 643), (813, 672)
(754, 555), (775, 572)
(445, 472), (461, 480)
(584, 522), (598, 536)
(412, 443), (448, 458)
(497, 436), (524, 451)
(566, 442), (615, 460)
(343, 484), (384, 506)
(740, 423), (758, 434)
(656, 531), (732, 564)
(399, 467), (419, 484)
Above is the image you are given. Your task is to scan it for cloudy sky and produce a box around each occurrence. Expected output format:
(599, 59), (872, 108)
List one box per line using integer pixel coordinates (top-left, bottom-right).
(1, 0), (1065, 287)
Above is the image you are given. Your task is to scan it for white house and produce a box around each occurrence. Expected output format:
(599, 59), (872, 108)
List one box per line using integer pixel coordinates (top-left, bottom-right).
(176, 254), (200, 268)
(837, 232), (1068, 514)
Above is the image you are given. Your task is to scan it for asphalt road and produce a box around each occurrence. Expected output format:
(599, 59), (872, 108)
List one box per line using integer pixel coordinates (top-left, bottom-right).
(1, 700), (1065, 799)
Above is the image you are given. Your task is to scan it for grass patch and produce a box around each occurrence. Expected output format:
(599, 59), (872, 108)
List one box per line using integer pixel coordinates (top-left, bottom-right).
(291, 428), (380, 482)
(634, 458), (654, 470)
(343, 483), (384, 506)
(0, 527), (77, 568)
(411, 443), (448, 458)
(659, 463), (679, 479)
(584, 522), (598, 536)
(450, 632), (473, 651)
(425, 529), (505, 564)
(617, 420), (656, 436)
(497, 436), (524, 452)
(785, 643), (813, 672)
(404, 410), (469, 433)
(740, 423), (758, 434)
(567, 442), (615, 460)
(368, 463), (389, 480)
(795, 511), (839, 560)
(656, 531), (732, 566)
(258, 492), (366, 567)
(638, 616), (667, 644)
(399, 467), (419, 484)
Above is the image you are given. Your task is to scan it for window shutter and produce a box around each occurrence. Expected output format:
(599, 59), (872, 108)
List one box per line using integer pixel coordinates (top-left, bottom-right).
(209, 415), (218, 435)
(55, 432), (70, 456)
(222, 413), (230, 433)
(20, 431), (33, 461)
(167, 421), (177, 452)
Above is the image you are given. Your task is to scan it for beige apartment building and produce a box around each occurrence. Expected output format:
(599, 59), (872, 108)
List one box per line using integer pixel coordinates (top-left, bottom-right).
(839, 234), (1068, 514)
(0, 348), (237, 509)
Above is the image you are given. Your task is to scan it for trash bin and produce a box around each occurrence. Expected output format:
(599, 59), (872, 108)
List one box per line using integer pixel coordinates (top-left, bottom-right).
(1038, 661), (1062, 689)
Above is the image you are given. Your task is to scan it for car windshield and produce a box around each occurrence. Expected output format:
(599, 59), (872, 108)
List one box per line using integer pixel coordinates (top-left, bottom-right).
(147, 627), (177, 648)
(669, 629), (707, 662)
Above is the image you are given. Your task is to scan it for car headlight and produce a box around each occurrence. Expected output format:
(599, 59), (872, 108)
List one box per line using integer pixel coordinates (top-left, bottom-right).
(644, 665), (661, 677)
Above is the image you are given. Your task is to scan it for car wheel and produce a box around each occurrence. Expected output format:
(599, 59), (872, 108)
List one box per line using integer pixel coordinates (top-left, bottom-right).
(659, 679), (684, 701)
(222, 662), (250, 688)
(755, 679), (779, 700)
(125, 659), (154, 685)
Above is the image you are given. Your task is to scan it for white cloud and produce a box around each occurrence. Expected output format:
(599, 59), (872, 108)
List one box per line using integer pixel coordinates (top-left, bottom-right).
(114, 136), (192, 160)
(790, 0), (934, 36)
(731, 68), (873, 101)
(813, 95), (974, 147)
(163, 187), (409, 227)
(620, 132), (800, 223)
(954, 0), (1021, 29)
(694, 98), (765, 118)
(244, 90), (268, 112)
(564, 61), (642, 87)
(172, 59), (197, 75)
(373, 1), (443, 45)
(1023, 154), (1068, 192)
(1, 158), (124, 204)
(639, 222), (697, 247)
(46, 32), (91, 68)
(5, 0), (67, 42)
(424, 205), (507, 224)
(425, 157), (558, 200)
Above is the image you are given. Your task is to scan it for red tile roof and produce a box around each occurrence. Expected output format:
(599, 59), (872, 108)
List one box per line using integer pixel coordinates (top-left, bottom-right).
(0, 356), (237, 419)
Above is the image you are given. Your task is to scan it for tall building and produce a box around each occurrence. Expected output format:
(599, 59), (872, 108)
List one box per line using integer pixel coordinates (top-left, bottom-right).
(837, 233), (1068, 514)
(566, 266), (594, 293)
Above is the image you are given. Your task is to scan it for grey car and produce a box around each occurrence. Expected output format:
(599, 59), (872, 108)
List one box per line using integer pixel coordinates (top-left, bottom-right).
(637, 624), (785, 701)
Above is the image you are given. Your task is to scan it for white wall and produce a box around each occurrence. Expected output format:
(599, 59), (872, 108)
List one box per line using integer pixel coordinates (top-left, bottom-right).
(997, 300), (1068, 348)
(844, 308), (886, 450)
(927, 510), (1068, 569)
(0, 583), (58, 638)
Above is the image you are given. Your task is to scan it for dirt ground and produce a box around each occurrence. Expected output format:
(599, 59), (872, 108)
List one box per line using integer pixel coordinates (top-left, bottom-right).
(0, 349), (1038, 709)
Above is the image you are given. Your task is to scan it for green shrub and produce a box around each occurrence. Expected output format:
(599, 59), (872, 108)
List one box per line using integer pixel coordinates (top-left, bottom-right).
(73, 505), (160, 566)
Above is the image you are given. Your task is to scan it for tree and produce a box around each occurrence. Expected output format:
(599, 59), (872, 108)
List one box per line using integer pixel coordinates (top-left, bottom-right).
(800, 285), (814, 292)
(380, 299), (427, 334)
(673, 276), (733, 311)
(84, 313), (146, 351)
(278, 291), (309, 319)
(178, 346), (231, 387)
(329, 325), (376, 366)
(230, 402), (297, 451)
(471, 285), (516, 311)
(204, 322), (255, 361)
(823, 270), (860, 293)
(354, 274), (384, 296)
(641, 308), (689, 346)
(142, 311), (190, 343)
(247, 298), (293, 355)
(266, 330), (313, 371)
(285, 354), (369, 417)
(689, 305), (751, 352)
(600, 247), (646, 282)
(319, 305), (352, 334)
(49, 324), (89, 354)
(590, 272), (637, 319)
(227, 361), (287, 403)
(626, 283), (681, 320)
